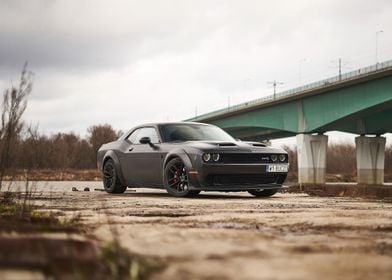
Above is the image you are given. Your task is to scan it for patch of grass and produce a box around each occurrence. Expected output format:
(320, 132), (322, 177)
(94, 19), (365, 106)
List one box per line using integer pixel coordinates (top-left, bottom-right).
(0, 192), (81, 233)
(103, 242), (164, 280)
(0, 203), (27, 216)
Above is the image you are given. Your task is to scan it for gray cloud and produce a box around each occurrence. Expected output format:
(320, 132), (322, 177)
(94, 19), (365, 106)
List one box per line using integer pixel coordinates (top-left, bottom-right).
(0, 0), (229, 71)
(1, 0), (391, 72)
(0, 0), (391, 142)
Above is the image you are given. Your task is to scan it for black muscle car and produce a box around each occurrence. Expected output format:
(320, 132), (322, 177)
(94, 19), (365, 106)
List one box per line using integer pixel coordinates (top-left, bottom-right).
(97, 122), (289, 197)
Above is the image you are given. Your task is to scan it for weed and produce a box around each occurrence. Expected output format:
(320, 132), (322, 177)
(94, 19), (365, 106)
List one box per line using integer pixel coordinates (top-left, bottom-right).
(102, 242), (164, 280)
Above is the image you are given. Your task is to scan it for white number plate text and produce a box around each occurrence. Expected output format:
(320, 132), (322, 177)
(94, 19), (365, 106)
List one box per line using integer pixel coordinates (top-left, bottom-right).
(267, 164), (288, 173)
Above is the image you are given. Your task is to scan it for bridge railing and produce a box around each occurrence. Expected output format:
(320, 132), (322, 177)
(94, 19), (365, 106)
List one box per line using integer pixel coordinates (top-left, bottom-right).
(188, 59), (392, 121)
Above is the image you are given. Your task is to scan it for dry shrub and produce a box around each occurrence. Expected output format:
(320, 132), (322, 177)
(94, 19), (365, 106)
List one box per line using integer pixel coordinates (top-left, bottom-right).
(327, 142), (356, 175)
(0, 64), (32, 190)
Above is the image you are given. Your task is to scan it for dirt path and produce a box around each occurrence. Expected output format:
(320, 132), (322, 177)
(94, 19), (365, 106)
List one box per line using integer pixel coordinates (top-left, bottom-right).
(36, 188), (392, 280)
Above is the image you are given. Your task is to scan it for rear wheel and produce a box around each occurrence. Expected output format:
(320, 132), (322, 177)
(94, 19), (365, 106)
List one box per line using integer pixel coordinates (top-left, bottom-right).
(103, 159), (127, 193)
(248, 189), (278, 197)
(164, 158), (200, 197)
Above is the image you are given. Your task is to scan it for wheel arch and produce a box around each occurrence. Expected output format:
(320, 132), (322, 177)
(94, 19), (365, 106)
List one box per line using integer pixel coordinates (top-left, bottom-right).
(163, 149), (193, 169)
(102, 150), (126, 186)
(162, 149), (201, 195)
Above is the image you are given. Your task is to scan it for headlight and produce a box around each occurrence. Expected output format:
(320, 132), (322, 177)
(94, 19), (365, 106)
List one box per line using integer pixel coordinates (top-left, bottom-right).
(279, 154), (286, 162)
(212, 153), (220, 162)
(270, 154), (278, 162)
(202, 153), (211, 162)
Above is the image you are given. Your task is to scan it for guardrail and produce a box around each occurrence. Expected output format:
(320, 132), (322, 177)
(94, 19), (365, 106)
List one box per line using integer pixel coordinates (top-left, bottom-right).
(187, 59), (392, 121)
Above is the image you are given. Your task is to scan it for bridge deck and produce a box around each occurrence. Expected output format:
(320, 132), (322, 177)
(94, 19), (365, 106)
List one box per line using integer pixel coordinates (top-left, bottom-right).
(187, 60), (392, 123)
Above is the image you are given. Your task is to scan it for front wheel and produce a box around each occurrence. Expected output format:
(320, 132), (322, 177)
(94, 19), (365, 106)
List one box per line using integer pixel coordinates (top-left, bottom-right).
(164, 158), (200, 197)
(103, 159), (127, 193)
(248, 189), (278, 197)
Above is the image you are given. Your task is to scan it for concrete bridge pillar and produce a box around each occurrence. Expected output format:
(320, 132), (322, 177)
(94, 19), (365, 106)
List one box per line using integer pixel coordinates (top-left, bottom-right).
(296, 134), (328, 184)
(355, 136), (385, 185)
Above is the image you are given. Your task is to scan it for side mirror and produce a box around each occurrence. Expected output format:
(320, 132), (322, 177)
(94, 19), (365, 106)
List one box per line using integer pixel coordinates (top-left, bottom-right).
(139, 137), (152, 144)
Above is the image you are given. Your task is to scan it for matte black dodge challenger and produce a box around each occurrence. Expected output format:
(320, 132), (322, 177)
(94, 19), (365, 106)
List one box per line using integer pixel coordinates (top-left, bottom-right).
(97, 122), (289, 197)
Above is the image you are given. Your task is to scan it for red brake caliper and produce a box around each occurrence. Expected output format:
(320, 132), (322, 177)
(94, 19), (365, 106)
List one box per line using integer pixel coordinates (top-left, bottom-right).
(173, 168), (181, 184)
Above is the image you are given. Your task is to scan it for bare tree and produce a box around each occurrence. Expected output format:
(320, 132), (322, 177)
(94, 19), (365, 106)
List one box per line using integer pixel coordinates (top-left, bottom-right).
(0, 63), (33, 190)
(87, 124), (118, 158)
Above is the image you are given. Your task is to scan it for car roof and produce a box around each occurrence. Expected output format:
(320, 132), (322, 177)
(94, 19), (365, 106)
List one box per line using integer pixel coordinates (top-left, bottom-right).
(120, 122), (213, 140)
(135, 121), (211, 127)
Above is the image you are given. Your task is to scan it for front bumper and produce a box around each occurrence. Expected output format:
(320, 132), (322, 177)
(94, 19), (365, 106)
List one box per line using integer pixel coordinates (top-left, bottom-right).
(188, 163), (289, 191)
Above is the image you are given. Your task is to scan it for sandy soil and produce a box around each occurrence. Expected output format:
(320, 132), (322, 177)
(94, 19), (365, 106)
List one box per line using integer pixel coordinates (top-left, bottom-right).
(34, 188), (392, 280)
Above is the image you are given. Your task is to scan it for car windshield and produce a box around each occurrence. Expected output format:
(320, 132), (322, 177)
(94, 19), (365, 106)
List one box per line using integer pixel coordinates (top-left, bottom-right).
(160, 124), (235, 142)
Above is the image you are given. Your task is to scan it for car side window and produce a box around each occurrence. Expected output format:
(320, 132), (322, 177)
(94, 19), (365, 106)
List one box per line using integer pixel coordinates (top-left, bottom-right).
(134, 127), (160, 144)
(126, 128), (141, 143)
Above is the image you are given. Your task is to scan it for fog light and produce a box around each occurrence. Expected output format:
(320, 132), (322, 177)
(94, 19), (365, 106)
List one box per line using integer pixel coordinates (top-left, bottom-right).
(212, 153), (220, 162)
(279, 154), (286, 162)
(270, 154), (278, 162)
(202, 153), (211, 162)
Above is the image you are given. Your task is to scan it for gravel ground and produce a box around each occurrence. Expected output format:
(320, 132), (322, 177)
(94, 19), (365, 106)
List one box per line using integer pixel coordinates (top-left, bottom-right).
(30, 187), (392, 280)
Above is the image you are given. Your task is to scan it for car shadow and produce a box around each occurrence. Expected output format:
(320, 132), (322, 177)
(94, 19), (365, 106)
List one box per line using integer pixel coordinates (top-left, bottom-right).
(119, 190), (280, 200)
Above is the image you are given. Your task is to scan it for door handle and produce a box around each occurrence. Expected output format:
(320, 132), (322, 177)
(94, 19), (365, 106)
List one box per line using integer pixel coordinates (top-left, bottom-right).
(128, 147), (133, 152)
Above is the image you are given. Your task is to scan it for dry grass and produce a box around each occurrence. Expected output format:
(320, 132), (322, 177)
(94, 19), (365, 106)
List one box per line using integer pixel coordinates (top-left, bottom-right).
(2, 168), (101, 181)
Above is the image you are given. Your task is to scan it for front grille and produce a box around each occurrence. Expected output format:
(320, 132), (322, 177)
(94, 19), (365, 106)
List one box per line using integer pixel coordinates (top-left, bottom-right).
(219, 153), (288, 164)
(205, 174), (281, 186)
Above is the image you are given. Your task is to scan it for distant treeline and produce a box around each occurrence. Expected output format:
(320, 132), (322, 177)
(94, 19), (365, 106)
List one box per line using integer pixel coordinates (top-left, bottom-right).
(10, 124), (121, 170)
(8, 127), (392, 179)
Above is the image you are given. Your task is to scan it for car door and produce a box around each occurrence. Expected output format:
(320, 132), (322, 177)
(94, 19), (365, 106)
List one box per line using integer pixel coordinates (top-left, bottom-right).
(120, 127), (163, 186)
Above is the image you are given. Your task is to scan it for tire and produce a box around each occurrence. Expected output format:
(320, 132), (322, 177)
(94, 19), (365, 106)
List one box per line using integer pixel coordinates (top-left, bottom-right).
(164, 158), (200, 197)
(102, 159), (127, 193)
(248, 189), (278, 197)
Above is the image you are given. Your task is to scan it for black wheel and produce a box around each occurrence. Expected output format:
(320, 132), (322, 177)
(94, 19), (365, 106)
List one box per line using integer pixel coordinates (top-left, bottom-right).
(248, 189), (278, 197)
(164, 158), (200, 197)
(103, 159), (127, 193)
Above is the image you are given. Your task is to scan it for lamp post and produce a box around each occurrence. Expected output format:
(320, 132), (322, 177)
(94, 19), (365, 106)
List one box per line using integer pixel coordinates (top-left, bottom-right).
(330, 58), (349, 81)
(267, 80), (284, 99)
(376, 30), (383, 65)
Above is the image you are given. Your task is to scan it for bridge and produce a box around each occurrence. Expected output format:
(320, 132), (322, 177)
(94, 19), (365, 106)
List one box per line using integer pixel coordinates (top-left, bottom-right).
(187, 60), (392, 185)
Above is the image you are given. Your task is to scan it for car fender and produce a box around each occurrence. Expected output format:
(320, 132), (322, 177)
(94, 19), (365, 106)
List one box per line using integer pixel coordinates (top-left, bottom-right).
(163, 148), (201, 189)
(103, 150), (126, 186)
(163, 148), (194, 170)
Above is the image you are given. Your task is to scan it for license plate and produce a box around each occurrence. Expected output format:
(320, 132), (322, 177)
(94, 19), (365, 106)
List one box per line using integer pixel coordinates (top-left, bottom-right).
(267, 164), (288, 173)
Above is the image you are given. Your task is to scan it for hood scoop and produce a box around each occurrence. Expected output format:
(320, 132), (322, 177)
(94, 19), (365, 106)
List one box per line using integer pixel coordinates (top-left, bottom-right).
(252, 143), (266, 147)
(217, 142), (237, 147)
(245, 141), (267, 147)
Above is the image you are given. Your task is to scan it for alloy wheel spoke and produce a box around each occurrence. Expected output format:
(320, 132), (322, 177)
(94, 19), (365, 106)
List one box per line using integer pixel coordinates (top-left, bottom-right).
(169, 166), (178, 174)
(167, 162), (188, 193)
(168, 181), (179, 188)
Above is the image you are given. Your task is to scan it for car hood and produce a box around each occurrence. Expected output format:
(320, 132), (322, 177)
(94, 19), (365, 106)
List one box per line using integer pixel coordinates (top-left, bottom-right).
(177, 141), (286, 154)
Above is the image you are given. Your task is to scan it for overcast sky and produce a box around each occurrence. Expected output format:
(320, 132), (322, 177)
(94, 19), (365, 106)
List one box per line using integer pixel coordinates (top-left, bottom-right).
(1, 0), (391, 143)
